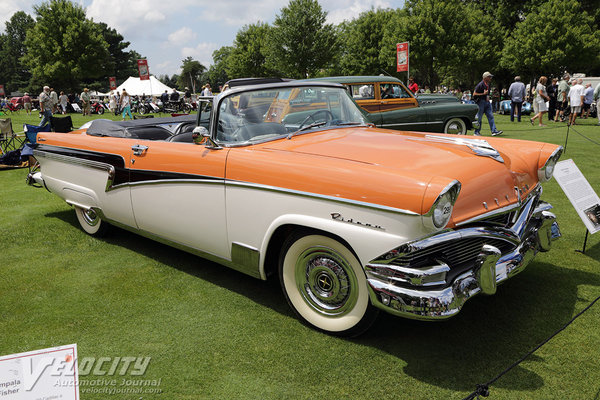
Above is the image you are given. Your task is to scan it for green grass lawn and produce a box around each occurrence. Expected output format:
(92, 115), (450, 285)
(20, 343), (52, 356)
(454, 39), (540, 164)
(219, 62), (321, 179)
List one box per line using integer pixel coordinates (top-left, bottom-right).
(1, 111), (600, 399)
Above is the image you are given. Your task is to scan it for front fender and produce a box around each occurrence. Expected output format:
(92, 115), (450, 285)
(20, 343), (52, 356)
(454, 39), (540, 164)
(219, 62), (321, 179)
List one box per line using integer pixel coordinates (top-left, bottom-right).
(258, 213), (410, 280)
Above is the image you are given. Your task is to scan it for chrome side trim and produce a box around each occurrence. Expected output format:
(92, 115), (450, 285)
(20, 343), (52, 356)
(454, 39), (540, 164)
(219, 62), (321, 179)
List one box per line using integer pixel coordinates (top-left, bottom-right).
(231, 242), (261, 279)
(380, 121), (444, 127)
(226, 180), (420, 216)
(126, 179), (224, 188)
(34, 146), (419, 216)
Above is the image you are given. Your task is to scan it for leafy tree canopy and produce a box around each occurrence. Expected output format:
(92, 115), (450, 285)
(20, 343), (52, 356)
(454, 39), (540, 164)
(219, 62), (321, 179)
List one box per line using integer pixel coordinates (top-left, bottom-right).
(227, 23), (274, 78)
(501, 0), (600, 77)
(23, 0), (111, 92)
(177, 56), (206, 92)
(266, 0), (338, 78)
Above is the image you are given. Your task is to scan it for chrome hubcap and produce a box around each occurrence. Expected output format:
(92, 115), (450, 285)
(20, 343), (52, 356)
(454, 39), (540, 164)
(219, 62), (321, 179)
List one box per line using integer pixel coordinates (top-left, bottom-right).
(447, 122), (464, 134)
(82, 209), (99, 226)
(295, 246), (358, 316)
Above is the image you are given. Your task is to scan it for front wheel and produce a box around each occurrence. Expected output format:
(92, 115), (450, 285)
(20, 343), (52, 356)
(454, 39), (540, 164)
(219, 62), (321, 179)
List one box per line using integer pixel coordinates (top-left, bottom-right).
(444, 117), (467, 135)
(74, 206), (109, 236)
(97, 106), (104, 115)
(279, 232), (377, 336)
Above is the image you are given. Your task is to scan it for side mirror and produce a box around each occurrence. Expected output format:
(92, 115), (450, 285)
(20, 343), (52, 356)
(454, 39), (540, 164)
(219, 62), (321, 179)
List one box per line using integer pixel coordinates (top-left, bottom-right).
(192, 126), (221, 149)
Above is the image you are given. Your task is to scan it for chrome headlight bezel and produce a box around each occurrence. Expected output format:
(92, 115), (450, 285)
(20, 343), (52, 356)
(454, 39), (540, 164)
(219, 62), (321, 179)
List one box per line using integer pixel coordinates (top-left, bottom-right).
(424, 180), (462, 230)
(538, 147), (563, 182)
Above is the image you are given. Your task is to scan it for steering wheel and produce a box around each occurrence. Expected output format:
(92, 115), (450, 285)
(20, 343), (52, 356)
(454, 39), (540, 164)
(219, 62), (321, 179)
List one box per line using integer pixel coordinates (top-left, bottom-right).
(298, 109), (334, 129)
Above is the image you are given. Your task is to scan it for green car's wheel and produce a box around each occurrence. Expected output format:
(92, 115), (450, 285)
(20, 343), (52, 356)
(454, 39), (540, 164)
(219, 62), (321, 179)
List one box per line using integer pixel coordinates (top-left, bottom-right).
(444, 117), (467, 135)
(279, 232), (378, 336)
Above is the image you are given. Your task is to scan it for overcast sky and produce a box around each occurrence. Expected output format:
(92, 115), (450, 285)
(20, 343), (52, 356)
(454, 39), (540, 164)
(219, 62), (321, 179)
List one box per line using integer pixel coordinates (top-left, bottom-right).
(1, 0), (402, 77)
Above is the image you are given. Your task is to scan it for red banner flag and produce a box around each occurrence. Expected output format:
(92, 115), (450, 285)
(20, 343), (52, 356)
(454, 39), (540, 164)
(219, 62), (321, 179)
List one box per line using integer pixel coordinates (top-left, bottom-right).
(137, 59), (150, 80)
(396, 42), (409, 72)
(0, 85), (4, 96)
(109, 77), (117, 90)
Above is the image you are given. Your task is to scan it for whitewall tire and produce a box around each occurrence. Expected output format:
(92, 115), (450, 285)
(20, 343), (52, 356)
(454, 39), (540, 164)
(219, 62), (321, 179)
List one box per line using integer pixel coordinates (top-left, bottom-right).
(279, 232), (377, 336)
(74, 206), (109, 236)
(444, 118), (467, 135)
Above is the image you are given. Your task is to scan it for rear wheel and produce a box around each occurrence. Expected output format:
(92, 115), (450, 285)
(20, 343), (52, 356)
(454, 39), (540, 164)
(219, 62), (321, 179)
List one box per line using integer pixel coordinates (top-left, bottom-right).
(74, 206), (109, 236)
(97, 106), (104, 115)
(279, 232), (377, 336)
(444, 117), (467, 135)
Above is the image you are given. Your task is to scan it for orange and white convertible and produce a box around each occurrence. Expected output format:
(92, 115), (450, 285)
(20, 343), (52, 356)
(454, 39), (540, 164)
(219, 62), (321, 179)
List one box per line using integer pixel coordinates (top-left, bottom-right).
(28, 81), (563, 336)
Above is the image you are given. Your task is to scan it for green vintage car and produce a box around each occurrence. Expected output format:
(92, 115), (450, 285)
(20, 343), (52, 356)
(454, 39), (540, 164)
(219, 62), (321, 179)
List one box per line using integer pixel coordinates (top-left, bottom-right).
(307, 76), (478, 135)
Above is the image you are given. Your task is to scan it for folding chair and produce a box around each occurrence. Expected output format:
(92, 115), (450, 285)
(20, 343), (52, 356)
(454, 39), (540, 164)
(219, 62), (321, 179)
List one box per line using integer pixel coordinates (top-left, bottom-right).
(0, 118), (24, 155)
(51, 115), (73, 133)
(22, 123), (50, 173)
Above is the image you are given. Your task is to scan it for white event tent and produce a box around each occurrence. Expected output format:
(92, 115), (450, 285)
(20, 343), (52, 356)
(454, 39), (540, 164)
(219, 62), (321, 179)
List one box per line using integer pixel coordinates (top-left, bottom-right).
(114, 75), (175, 97)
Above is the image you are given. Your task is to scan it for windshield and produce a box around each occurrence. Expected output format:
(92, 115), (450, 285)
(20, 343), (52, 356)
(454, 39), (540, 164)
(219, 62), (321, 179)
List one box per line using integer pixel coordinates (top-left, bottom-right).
(216, 86), (366, 144)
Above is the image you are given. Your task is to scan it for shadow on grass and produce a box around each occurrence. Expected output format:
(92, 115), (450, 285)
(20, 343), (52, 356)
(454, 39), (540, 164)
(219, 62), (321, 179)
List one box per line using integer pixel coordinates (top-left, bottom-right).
(355, 261), (600, 393)
(48, 209), (600, 393)
(46, 209), (291, 316)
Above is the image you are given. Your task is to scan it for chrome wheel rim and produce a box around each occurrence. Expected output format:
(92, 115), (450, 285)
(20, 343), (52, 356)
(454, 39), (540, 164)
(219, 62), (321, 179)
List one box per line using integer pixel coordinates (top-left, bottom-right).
(294, 246), (358, 316)
(81, 209), (100, 227)
(446, 120), (465, 134)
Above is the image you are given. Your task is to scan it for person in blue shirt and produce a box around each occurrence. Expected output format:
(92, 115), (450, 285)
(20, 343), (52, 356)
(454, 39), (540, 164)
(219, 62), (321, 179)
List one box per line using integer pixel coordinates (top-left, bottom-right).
(473, 72), (503, 136)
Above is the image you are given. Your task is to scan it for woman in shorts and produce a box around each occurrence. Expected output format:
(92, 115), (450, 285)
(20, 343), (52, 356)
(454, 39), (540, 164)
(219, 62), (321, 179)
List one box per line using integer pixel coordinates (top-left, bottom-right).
(530, 76), (550, 127)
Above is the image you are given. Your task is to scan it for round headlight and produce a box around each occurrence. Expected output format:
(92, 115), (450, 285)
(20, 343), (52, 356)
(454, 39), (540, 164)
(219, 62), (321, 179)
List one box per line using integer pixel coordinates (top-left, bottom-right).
(433, 195), (453, 228)
(538, 147), (563, 182)
(544, 158), (557, 180)
(424, 180), (461, 231)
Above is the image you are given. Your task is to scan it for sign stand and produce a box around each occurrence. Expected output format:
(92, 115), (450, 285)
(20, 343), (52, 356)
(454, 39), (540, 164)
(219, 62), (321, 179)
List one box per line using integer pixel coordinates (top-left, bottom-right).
(575, 230), (589, 254)
(554, 159), (600, 254)
(564, 124), (570, 154)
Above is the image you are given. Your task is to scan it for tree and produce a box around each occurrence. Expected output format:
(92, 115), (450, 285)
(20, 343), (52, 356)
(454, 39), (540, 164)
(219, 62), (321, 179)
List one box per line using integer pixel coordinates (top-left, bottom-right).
(266, 0), (338, 78)
(337, 8), (399, 76)
(205, 46), (232, 90)
(0, 11), (35, 93)
(23, 0), (110, 92)
(227, 23), (274, 78)
(380, 0), (503, 89)
(501, 0), (600, 78)
(177, 56), (206, 93)
(95, 22), (140, 81)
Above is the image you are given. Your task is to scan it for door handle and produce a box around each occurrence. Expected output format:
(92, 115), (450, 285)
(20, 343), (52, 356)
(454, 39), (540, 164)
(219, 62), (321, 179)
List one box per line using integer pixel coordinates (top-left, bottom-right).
(132, 144), (148, 156)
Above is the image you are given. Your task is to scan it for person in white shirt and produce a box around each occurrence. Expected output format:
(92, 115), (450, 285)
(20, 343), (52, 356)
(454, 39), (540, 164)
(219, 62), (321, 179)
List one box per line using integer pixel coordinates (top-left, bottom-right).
(109, 91), (117, 115)
(568, 78), (585, 126)
(201, 83), (212, 97)
(58, 91), (68, 114)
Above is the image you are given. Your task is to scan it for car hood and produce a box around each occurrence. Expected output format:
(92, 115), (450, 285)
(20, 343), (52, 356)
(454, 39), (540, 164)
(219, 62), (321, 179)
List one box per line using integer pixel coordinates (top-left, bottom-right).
(256, 127), (548, 225)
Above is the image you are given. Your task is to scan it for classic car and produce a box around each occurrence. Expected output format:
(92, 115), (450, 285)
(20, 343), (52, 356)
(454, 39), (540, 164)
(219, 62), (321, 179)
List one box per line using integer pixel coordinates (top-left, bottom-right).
(28, 80), (563, 336)
(306, 76), (478, 135)
(499, 100), (533, 116)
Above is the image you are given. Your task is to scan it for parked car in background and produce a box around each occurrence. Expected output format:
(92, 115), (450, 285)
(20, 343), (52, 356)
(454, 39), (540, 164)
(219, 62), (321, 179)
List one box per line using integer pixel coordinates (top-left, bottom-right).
(306, 76), (478, 135)
(28, 80), (563, 336)
(499, 100), (532, 116)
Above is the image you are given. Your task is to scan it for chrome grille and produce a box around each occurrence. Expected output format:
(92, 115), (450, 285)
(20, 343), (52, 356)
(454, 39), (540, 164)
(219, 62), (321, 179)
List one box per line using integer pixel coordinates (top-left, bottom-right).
(389, 237), (515, 268)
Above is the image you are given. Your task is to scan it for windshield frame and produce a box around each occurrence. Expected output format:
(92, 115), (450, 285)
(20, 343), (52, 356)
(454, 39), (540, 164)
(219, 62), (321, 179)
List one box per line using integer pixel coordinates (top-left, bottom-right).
(210, 82), (368, 147)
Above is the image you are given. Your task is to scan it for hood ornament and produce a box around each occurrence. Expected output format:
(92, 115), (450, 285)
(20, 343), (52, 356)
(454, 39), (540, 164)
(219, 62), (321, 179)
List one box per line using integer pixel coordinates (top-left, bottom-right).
(421, 135), (505, 163)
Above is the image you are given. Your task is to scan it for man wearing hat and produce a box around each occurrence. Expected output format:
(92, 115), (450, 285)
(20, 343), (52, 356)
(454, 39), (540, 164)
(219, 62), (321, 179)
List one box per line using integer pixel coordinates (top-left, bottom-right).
(473, 71), (503, 136)
(39, 85), (53, 127)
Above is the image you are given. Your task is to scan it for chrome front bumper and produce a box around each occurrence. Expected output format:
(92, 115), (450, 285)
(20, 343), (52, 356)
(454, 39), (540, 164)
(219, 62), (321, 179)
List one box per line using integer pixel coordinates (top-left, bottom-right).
(365, 194), (560, 320)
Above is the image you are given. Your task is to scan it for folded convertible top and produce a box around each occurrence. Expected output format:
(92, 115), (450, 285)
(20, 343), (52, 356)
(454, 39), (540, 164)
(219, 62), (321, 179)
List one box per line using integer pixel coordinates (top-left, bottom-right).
(86, 114), (197, 137)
